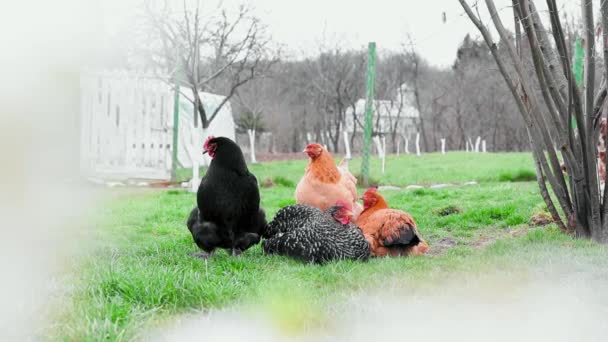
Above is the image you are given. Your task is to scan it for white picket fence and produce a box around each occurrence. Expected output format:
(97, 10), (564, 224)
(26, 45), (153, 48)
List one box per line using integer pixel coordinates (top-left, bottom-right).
(80, 70), (235, 180)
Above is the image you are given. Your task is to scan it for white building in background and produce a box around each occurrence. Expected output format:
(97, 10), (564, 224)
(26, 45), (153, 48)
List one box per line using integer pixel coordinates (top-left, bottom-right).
(79, 70), (235, 180)
(344, 84), (419, 138)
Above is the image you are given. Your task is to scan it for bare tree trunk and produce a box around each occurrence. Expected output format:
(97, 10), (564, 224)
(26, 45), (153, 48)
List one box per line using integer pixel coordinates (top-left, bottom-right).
(460, 0), (570, 230)
(460, 0), (608, 241)
(600, 0), (608, 241)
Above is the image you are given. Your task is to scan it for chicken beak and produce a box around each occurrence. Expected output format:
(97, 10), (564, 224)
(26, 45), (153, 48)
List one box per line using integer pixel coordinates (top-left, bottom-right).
(345, 209), (354, 219)
(202, 150), (208, 155)
(302, 148), (308, 153)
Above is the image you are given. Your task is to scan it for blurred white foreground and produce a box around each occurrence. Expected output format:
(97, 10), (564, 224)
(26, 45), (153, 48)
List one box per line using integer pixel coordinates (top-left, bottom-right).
(0, 1), (101, 339)
(153, 258), (608, 342)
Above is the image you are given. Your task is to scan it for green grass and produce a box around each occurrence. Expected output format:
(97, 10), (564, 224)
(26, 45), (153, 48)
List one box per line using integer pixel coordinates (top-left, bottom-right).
(498, 168), (537, 182)
(179, 151), (535, 186)
(52, 152), (606, 340)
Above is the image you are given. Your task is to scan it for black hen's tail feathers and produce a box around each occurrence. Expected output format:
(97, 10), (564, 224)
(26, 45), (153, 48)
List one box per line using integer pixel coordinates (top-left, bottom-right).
(186, 207), (199, 233)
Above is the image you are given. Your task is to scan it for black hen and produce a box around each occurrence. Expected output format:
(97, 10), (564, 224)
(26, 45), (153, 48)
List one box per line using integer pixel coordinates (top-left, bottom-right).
(187, 136), (266, 257)
(263, 203), (370, 263)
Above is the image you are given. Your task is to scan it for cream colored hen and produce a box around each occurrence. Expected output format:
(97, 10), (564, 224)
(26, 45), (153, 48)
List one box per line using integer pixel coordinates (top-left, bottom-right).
(295, 143), (363, 219)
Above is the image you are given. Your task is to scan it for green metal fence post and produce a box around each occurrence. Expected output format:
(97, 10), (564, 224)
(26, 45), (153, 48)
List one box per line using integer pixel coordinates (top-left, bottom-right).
(361, 42), (377, 187)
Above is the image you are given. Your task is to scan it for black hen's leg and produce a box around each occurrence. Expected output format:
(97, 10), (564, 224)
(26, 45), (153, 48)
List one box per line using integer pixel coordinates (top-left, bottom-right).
(233, 232), (261, 253)
(190, 250), (215, 259)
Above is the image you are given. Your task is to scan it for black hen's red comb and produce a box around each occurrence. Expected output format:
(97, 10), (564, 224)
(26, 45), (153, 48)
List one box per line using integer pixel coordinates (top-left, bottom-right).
(203, 135), (215, 151)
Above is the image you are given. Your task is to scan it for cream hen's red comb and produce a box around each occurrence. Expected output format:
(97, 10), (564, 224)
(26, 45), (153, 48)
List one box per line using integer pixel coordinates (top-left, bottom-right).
(203, 135), (215, 151)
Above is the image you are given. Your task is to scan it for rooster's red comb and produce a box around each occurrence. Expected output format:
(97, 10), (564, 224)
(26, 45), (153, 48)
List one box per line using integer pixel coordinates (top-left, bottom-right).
(365, 186), (379, 194)
(305, 143), (323, 149)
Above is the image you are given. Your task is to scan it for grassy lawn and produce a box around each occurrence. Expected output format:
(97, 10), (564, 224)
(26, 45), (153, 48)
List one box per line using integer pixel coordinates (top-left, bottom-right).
(53, 152), (607, 340)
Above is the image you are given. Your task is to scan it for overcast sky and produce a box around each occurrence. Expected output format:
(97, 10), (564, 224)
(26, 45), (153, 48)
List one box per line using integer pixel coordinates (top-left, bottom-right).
(250, 0), (478, 67)
(99, 0), (581, 68)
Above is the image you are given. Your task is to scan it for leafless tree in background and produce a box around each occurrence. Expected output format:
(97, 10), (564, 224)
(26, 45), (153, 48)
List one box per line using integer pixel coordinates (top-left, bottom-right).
(375, 52), (412, 153)
(404, 43), (430, 152)
(445, 34), (528, 151)
(460, 0), (608, 242)
(130, 1), (547, 157)
(131, 1), (531, 155)
(233, 75), (275, 134)
(304, 47), (366, 152)
(230, 40), (529, 155)
(143, 0), (276, 130)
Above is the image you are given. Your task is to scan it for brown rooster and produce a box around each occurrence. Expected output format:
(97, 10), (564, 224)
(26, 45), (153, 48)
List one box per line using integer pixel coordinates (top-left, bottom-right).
(356, 187), (429, 257)
(295, 143), (363, 218)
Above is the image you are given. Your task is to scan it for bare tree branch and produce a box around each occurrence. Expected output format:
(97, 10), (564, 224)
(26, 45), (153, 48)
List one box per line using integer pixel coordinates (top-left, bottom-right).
(143, 0), (277, 130)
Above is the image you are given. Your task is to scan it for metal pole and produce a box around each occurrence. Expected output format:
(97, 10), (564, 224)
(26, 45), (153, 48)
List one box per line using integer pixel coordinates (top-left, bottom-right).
(171, 81), (180, 181)
(361, 42), (377, 187)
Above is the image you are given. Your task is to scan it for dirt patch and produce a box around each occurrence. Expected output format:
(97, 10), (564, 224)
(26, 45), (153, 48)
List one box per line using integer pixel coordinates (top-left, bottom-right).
(529, 212), (553, 226)
(470, 231), (508, 249)
(426, 237), (458, 256)
(470, 227), (529, 250)
(427, 227), (531, 257)
(260, 177), (275, 188)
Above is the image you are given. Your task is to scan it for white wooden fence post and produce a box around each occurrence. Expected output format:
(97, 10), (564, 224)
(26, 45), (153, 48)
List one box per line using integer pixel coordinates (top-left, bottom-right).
(381, 136), (386, 174)
(405, 138), (410, 154)
(482, 139), (487, 153)
(397, 137), (401, 156)
(475, 136), (481, 153)
(343, 131), (351, 159)
(441, 138), (446, 154)
(466, 141), (470, 152)
(270, 134), (277, 154)
(415, 133), (421, 156)
(247, 129), (257, 163)
(373, 136), (386, 174)
(373, 136), (381, 156)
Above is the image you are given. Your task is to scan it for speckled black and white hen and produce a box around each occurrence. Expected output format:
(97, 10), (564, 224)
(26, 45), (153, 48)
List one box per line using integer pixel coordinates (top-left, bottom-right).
(263, 202), (370, 263)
